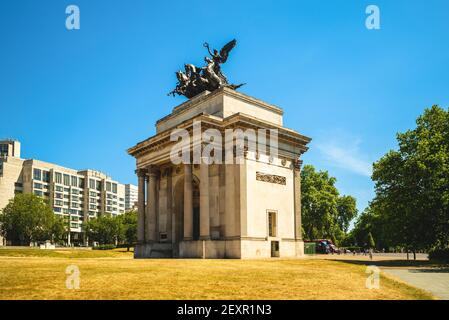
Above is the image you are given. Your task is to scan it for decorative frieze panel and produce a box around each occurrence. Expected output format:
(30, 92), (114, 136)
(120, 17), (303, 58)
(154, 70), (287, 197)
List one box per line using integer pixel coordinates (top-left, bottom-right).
(256, 172), (286, 185)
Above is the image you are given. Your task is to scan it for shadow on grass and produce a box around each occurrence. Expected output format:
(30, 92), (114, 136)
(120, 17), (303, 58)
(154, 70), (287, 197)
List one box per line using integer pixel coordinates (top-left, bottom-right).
(330, 258), (449, 269)
(408, 268), (449, 273)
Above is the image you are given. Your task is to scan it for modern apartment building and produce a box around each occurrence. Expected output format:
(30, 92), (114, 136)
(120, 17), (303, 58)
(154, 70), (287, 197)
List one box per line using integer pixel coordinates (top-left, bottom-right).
(0, 140), (137, 246)
(124, 184), (138, 211)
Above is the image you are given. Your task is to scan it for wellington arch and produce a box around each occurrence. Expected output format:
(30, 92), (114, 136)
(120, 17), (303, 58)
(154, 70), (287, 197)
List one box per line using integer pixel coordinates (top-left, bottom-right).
(128, 87), (311, 258)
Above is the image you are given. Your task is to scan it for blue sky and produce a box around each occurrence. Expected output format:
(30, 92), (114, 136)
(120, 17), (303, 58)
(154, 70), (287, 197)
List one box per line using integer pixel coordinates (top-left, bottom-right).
(1, 0), (448, 214)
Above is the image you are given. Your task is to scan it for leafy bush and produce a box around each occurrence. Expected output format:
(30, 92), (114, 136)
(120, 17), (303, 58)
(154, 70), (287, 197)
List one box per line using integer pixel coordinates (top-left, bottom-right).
(428, 247), (449, 262)
(93, 244), (116, 250)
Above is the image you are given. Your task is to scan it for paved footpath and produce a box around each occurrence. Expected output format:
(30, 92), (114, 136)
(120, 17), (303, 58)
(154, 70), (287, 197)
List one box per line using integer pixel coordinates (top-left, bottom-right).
(309, 253), (448, 299)
(382, 268), (449, 300)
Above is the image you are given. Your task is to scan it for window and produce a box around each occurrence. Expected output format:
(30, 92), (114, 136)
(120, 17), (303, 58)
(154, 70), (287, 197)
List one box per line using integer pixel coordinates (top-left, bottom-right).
(55, 200), (63, 206)
(42, 171), (50, 183)
(34, 190), (43, 197)
(78, 178), (85, 189)
(89, 179), (95, 189)
(268, 211), (277, 237)
(55, 172), (62, 184)
(0, 144), (8, 156)
(112, 183), (117, 194)
(55, 193), (63, 199)
(33, 183), (42, 189)
(71, 176), (77, 187)
(33, 168), (42, 181)
(96, 181), (101, 191)
(106, 182), (112, 192)
(55, 186), (63, 192)
(63, 174), (70, 186)
(54, 207), (62, 213)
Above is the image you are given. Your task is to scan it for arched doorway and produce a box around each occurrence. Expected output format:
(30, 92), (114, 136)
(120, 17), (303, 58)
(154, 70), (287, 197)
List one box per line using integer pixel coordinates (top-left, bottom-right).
(172, 175), (200, 256)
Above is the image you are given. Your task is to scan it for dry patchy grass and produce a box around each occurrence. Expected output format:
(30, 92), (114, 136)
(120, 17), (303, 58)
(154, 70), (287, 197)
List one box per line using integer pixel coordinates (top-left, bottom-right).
(0, 248), (434, 300)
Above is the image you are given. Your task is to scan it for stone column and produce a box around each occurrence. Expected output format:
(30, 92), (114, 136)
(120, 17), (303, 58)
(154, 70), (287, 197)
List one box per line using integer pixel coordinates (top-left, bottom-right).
(136, 169), (146, 244)
(146, 166), (159, 243)
(225, 164), (235, 238)
(166, 168), (173, 242)
(293, 160), (302, 240)
(183, 163), (193, 240)
(200, 158), (210, 240)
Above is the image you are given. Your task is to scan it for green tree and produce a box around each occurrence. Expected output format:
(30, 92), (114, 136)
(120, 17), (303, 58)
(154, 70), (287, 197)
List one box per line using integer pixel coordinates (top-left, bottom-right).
(119, 210), (137, 251)
(51, 216), (68, 244)
(0, 194), (61, 245)
(367, 232), (375, 249)
(301, 165), (358, 245)
(336, 195), (358, 233)
(371, 105), (449, 259)
(348, 203), (389, 250)
(84, 214), (124, 245)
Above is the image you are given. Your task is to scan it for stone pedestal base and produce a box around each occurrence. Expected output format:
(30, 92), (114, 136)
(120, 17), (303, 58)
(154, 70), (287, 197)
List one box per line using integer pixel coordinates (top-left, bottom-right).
(134, 243), (173, 258)
(135, 239), (305, 259)
(295, 240), (304, 257)
(179, 240), (241, 258)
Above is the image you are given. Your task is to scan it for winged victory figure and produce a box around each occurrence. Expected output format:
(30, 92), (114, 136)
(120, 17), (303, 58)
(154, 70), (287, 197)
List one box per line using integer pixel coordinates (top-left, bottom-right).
(168, 39), (245, 98)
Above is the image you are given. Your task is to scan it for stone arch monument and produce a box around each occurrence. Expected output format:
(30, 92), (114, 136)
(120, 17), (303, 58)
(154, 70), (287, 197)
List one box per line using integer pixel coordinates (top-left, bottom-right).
(128, 87), (311, 258)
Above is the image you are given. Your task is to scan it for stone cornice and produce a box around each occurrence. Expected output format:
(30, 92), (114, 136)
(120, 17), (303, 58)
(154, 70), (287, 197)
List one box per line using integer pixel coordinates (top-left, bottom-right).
(128, 112), (311, 158)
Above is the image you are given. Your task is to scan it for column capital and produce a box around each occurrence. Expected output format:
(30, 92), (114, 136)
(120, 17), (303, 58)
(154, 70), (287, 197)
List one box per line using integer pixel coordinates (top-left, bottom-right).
(293, 159), (303, 170)
(146, 165), (160, 178)
(135, 168), (147, 177)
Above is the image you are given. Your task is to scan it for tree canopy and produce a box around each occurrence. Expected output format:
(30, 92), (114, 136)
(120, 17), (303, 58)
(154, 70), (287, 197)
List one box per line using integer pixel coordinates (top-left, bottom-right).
(84, 210), (137, 248)
(0, 193), (65, 245)
(350, 105), (449, 254)
(301, 165), (358, 245)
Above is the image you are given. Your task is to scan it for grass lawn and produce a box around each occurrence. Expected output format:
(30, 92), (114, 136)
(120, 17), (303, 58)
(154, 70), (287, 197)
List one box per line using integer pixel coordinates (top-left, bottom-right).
(0, 248), (434, 300)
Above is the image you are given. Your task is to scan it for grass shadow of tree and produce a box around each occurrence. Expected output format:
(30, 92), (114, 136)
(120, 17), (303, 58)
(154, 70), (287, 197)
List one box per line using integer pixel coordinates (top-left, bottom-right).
(329, 258), (448, 269)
